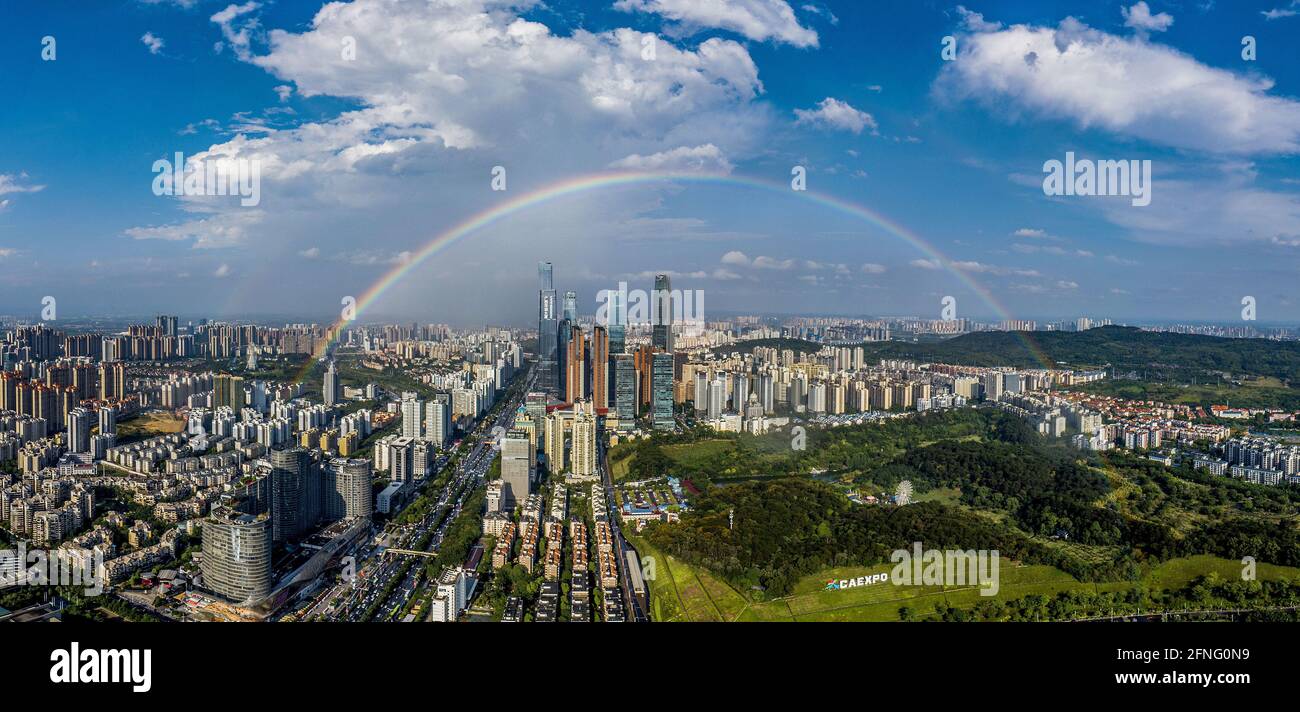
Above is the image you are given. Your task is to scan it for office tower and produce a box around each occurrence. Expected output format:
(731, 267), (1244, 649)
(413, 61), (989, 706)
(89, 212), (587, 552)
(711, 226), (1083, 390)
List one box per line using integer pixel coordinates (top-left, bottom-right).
(524, 392), (548, 442)
(614, 354), (637, 421)
(607, 289), (626, 355)
(425, 393), (450, 448)
(651, 352), (674, 430)
(564, 323), (585, 404)
(389, 437), (416, 482)
(270, 447), (313, 543)
(67, 407), (93, 453)
(652, 273), (674, 352)
(400, 393), (424, 439)
(563, 290), (577, 322)
(571, 402), (597, 477)
(537, 262), (559, 397)
(322, 359), (340, 407)
(501, 429), (534, 508)
(634, 344), (654, 409)
(591, 326), (608, 410)
(97, 406), (116, 436)
(201, 504), (272, 604)
(557, 317), (571, 399)
(325, 457), (373, 521)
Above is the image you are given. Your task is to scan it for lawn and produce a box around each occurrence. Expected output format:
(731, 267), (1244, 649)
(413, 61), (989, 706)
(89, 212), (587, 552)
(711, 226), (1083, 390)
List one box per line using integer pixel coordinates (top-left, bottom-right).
(630, 543), (1300, 623)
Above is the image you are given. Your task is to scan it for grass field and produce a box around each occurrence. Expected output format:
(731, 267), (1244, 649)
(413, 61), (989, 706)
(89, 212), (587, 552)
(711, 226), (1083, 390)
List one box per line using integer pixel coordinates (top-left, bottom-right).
(632, 535), (1300, 623)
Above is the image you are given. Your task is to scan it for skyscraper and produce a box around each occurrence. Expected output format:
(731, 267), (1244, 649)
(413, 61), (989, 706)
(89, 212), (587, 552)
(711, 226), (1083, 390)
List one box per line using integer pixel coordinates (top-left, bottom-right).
(325, 457), (373, 521)
(425, 393), (450, 448)
(591, 325), (608, 410)
(537, 262), (559, 397)
(651, 352), (674, 430)
(67, 407), (92, 453)
(571, 402), (597, 477)
(563, 290), (577, 322)
(652, 273), (674, 352)
(322, 359), (340, 407)
(500, 428), (533, 509)
(614, 353), (637, 422)
(564, 323), (585, 404)
(201, 504), (272, 605)
(270, 447), (313, 543)
(400, 392), (424, 439)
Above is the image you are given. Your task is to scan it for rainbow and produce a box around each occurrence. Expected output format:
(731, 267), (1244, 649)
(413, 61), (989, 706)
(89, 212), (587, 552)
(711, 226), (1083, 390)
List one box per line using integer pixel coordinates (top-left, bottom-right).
(295, 169), (1054, 381)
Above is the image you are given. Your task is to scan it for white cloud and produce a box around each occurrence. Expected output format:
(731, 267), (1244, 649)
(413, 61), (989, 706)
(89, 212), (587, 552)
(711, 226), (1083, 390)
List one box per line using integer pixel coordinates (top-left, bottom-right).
(128, 0), (774, 271)
(752, 255), (795, 269)
(721, 250), (751, 266)
(936, 15), (1300, 154)
(211, 2), (262, 60)
(1121, 2), (1173, 33)
(273, 84), (292, 102)
(0, 173), (45, 197)
(859, 262), (886, 274)
(1013, 227), (1048, 238)
(955, 5), (1002, 32)
(123, 211), (263, 249)
(609, 144), (733, 173)
(141, 32), (165, 55)
(794, 97), (878, 135)
(614, 0), (819, 47)
(1262, 2), (1299, 20)
(911, 258), (942, 270)
(214, 263), (232, 278)
(298, 246), (320, 259)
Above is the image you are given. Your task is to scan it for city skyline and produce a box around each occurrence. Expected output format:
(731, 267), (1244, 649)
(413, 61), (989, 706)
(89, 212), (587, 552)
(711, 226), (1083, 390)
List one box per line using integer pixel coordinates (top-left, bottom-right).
(1, 1), (1298, 324)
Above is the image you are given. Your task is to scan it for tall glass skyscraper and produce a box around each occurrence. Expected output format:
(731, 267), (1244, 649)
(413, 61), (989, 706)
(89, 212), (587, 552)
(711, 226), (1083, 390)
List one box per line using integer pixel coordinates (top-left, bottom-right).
(563, 290), (577, 322)
(652, 273), (674, 352)
(537, 262), (559, 397)
(651, 352), (674, 430)
(614, 353), (636, 422)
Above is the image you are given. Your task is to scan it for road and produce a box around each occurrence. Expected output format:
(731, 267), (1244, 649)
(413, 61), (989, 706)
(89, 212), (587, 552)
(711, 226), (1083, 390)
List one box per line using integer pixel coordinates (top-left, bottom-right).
(598, 438), (648, 622)
(302, 362), (534, 622)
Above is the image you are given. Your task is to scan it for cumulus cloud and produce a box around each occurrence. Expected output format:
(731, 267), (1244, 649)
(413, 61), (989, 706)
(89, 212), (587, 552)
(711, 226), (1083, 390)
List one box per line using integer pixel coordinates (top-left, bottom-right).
(127, 0), (774, 273)
(614, 0), (819, 47)
(1121, 2), (1173, 33)
(794, 97), (878, 134)
(860, 262), (886, 274)
(609, 144), (733, 173)
(721, 250), (751, 266)
(936, 14), (1300, 154)
(141, 32), (165, 55)
(752, 255), (795, 269)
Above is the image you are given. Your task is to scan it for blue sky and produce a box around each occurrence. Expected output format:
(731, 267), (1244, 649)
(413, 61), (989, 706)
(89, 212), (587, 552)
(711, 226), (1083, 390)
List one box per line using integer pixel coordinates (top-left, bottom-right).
(1, 0), (1298, 325)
